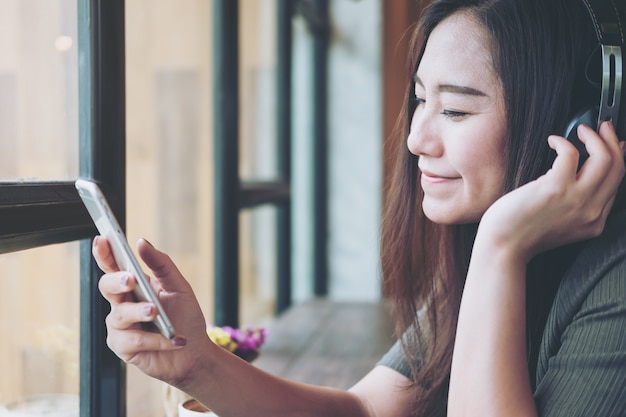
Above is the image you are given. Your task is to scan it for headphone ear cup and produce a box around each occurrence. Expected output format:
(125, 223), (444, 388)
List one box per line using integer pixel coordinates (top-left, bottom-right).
(564, 106), (598, 168)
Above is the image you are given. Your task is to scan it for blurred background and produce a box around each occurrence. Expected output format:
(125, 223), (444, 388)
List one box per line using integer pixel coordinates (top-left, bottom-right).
(0, 0), (419, 416)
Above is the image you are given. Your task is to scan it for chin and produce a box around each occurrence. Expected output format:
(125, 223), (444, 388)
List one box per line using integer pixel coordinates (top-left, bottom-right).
(422, 204), (481, 225)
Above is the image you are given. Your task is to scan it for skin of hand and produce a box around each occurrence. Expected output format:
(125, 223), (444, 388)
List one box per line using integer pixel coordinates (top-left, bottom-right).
(479, 121), (626, 263)
(93, 237), (213, 388)
(448, 121), (626, 417)
(95, 237), (413, 417)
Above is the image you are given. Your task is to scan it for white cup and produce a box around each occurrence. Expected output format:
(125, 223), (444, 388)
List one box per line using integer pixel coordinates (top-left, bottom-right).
(178, 399), (218, 417)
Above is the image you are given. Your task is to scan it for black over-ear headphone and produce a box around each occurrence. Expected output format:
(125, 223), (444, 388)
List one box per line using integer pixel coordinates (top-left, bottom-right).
(565, 0), (623, 162)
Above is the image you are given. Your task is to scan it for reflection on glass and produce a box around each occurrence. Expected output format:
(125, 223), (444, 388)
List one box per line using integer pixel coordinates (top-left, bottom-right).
(0, 0), (78, 180)
(240, 0), (279, 181)
(0, 243), (80, 415)
(124, 0), (280, 415)
(125, 1), (213, 416)
(240, 206), (278, 326)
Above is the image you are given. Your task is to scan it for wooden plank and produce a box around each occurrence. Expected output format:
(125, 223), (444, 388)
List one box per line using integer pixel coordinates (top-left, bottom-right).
(254, 298), (395, 389)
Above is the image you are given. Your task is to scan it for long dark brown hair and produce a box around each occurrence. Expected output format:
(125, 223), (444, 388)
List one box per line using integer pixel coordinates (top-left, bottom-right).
(380, 0), (618, 415)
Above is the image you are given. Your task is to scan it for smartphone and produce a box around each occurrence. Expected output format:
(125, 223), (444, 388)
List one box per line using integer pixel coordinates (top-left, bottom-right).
(75, 178), (176, 339)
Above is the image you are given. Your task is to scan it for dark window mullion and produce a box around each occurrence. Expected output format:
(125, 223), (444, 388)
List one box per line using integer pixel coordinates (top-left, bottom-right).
(311, 0), (329, 297)
(276, 0), (293, 313)
(78, 0), (127, 416)
(214, 0), (294, 325)
(213, 0), (240, 327)
(292, 0), (330, 297)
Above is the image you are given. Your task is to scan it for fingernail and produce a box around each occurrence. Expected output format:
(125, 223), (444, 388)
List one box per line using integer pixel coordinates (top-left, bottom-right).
(143, 304), (154, 318)
(171, 336), (187, 347)
(120, 274), (129, 288)
(605, 120), (614, 131)
(92, 236), (99, 248)
(141, 238), (154, 248)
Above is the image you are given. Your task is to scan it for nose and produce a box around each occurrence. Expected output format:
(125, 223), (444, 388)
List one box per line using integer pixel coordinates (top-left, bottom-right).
(406, 108), (442, 157)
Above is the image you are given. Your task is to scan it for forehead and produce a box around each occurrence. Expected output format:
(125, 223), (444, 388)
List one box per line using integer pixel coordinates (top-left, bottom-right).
(417, 12), (498, 89)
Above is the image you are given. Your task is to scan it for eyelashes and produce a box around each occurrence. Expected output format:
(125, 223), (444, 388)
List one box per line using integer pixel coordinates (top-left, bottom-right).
(410, 94), (469, 119)
(442, 109), (468, 118)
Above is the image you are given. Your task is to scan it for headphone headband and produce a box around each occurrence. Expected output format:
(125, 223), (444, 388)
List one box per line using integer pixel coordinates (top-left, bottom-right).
(581, 0), (623, 128)
(582, 0), (624, 45)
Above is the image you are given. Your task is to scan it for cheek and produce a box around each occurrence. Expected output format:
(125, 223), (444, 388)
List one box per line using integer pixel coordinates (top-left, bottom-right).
(456, 137), (508, 196)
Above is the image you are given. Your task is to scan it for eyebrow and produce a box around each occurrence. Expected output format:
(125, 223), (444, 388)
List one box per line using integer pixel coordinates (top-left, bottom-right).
(414, 75), (487, 97)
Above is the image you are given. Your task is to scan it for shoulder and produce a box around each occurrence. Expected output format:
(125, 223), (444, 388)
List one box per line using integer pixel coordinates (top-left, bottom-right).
(534, 209), (626, 416)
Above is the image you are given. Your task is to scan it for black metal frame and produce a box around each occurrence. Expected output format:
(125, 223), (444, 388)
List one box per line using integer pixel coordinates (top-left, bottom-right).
(0, 182), (94, 252)
(310, 0), (329, 297)
(78, 0), (127, 416)
(212, 0), (329, 326)
(276, 0), (294, 313)
(213, 0), (241, 327)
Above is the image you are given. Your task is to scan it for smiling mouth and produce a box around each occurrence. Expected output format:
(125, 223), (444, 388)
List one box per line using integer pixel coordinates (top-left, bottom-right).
(419, 169), (458, 181)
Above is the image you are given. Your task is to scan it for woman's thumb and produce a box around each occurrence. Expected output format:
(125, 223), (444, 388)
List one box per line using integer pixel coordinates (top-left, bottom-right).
(136, 238), (188, 292)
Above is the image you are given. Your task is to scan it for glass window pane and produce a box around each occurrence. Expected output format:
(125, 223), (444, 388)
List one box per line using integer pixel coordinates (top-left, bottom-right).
(0, 243), (79, 415)
(240, 206), (278, 325)
(240, 0), (279, 181)
(0, 0), (78, 180)
(125, 1), (213, 416)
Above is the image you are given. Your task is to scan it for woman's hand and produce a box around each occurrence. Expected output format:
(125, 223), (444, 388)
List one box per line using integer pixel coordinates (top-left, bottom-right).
(449, 122), (625, 417)
(93, 236), (212, 388)
(479, 121), (625, 262)
(95, 238), (378, 417)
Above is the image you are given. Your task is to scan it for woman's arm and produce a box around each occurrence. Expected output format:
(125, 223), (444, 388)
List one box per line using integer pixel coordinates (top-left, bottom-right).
(94, 237), (413, 417)
(186, 360), (414, 417)
(447, 122), (625, 417)
(448, 236), (535, 417)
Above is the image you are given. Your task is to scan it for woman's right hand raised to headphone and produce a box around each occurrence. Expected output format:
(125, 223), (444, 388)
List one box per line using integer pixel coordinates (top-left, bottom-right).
(478, 120), (626, 263)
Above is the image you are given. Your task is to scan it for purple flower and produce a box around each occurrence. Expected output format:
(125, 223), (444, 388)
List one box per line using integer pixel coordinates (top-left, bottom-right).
(207, 323), (268, 362)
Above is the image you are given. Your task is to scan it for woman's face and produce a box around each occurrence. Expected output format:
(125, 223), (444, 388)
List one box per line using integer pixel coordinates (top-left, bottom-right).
(408, 12), (508, 224)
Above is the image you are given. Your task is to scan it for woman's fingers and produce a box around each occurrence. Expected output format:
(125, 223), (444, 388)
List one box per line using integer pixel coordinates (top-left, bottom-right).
(136, 238), (190, 293)
(105, 301), (157, 330)
(577, 122), (623, 185)
(548, 122), (624, 198)
(106, 327), (186, 362)
(546, 134), (580, 177)
(92, 235), (120, 273)
(492, 122), (625, 256)
(98, 271), (137, 304)
(554, 121), (625, 238)
(579, 122), (625, 210)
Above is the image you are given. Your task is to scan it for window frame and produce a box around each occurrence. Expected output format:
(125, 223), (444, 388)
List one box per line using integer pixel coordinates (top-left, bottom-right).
(1, 0), (329, 415)
(0, 0), (126, 416)
(212, 0), (330, 327)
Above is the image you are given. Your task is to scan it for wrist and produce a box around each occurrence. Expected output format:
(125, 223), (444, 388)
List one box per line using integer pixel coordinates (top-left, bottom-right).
(476, 205), (541, 266)
(172, 337), (217, 394)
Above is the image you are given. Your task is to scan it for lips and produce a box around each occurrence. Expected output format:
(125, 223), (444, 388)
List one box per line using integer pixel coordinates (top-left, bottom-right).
(419, 167), (458, 180)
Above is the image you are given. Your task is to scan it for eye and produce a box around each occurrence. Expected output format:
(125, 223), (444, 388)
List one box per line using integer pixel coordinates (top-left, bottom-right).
(442, 109), (468, 118)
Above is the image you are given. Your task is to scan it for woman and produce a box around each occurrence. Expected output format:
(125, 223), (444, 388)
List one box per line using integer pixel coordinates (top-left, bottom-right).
(95, 0), (626, 415)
